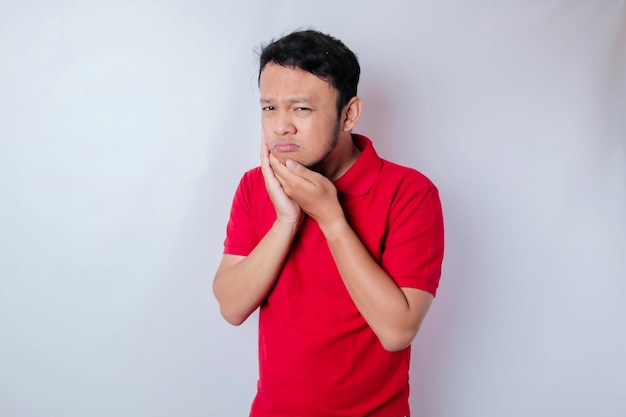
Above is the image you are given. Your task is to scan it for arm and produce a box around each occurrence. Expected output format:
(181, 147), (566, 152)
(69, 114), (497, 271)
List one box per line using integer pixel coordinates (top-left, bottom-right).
(271, 158), (436, 351)
(213, 219), (299, 325)
(212, 143), (302, 325)
(322, 221), (434, 351)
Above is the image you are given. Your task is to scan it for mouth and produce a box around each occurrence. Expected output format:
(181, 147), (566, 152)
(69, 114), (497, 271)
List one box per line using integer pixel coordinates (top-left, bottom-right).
(272, 141), (300, 153)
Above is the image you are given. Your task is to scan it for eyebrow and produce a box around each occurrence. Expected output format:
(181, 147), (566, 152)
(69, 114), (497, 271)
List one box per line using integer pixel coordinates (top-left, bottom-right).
(260, 96), (315, 104)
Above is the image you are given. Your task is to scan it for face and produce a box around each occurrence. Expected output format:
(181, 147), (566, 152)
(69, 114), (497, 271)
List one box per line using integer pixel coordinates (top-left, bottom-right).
(259, 63), (342, 172)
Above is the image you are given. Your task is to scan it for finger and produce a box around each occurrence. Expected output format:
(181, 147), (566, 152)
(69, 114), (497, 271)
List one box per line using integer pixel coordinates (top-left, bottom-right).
(268, 156), (290, 185)
(261, 144), (283, 188)
(269, 155), (302, 187)
(260, 143), (271, 172)
(284, 159), (321, 184)
(269, 155), (307, 197)
(268, 153), (291, 177)
(270, 167), (292, 194)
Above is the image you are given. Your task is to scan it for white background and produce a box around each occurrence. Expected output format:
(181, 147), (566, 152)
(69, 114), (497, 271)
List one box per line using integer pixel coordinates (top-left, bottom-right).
(1, 1), (624, 416)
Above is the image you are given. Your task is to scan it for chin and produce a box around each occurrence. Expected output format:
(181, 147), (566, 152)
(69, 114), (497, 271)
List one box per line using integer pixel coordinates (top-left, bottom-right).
(270, 151), (304, 166)
(269, 153), (289, 165)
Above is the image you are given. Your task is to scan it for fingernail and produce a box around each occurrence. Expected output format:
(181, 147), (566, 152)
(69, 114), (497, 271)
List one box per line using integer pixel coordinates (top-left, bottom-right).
(286, 159), (297, 170)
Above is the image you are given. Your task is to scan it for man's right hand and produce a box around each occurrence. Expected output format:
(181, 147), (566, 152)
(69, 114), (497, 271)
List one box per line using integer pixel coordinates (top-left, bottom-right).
(261, 140), (303, 226)
(213, 139), (304, 326)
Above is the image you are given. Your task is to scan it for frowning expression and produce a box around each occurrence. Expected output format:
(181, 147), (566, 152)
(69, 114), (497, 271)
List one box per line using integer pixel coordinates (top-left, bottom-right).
(259, 63), (341, 171)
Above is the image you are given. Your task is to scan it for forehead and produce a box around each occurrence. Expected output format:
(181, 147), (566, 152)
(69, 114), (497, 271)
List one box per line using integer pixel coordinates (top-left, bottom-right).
(259, 63), (337, 101)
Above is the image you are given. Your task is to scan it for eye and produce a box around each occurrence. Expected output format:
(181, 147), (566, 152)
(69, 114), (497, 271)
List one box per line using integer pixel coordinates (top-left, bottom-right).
(262, 106), (275, 111)
(295, 107), (311, 111)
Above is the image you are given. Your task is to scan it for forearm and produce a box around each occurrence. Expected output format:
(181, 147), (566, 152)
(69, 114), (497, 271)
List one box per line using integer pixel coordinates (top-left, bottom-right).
(213, 219), (299, 325)
(321, 219), (431, 351)
(268, 156), (434, 349)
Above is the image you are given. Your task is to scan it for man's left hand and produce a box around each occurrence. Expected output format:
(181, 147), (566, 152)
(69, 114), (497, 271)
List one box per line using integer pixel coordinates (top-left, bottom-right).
(268, 154), (345, 228)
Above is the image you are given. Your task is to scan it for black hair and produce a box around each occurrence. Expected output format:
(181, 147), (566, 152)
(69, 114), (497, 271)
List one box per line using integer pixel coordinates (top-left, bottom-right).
(258, 29), (360, 116)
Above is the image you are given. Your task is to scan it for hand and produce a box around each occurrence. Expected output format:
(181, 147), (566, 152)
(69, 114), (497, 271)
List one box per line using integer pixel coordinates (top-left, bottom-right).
(268, 156), (345, 229)
(260, 140), (303, 226)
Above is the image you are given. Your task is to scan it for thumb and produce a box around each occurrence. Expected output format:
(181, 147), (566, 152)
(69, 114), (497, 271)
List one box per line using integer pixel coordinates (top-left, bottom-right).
(284, 159), (320, 183)
(285, 159), (300, 171)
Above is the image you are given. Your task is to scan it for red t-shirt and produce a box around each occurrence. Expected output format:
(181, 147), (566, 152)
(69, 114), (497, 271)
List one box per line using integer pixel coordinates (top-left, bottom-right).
(224, 134), (444, 417)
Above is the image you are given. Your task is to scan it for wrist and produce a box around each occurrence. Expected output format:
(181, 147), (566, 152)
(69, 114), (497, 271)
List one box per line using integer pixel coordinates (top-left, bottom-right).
(274, 215), (302, 233)
(318, 215), (349, 240)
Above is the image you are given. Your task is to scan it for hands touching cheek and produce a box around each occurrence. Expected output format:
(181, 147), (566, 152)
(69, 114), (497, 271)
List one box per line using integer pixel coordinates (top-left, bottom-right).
(260, 142), (303, 226)
(266, 153), (345, 229)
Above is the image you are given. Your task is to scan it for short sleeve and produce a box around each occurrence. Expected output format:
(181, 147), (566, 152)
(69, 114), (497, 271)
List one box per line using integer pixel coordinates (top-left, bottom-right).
(223, 170), (261, 256)
(381, 177), (444, 296)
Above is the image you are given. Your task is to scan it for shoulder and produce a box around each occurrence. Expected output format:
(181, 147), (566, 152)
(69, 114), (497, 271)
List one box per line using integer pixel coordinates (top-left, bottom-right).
(236, 166), (264, 191)
(231, 166), (269, 209)
(379, 159), (437, 193)
(241, 166), (263, 181)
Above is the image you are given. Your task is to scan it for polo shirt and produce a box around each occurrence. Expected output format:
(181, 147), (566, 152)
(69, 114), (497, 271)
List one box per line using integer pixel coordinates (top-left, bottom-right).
(223, 134), (444, 417)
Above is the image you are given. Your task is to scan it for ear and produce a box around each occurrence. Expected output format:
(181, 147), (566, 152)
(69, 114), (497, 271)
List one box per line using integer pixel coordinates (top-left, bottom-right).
(340, 96), (362, 132)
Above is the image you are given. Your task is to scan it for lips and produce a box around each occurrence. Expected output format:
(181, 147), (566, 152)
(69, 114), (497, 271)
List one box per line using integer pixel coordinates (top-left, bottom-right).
(273, 141), (300, 152)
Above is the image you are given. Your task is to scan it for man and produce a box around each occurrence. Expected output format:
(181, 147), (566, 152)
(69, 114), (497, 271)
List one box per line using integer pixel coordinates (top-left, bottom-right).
(213, 30), (444, 417)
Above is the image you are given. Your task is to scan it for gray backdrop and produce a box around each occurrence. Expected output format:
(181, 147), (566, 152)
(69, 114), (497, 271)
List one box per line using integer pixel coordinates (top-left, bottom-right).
(1, 1), (625, 416)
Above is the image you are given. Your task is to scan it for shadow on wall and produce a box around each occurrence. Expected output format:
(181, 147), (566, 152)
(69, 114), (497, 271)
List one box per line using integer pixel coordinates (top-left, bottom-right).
(357, 85), (397, 160)
(358, 68), (476, 417)
(407, 195), (478, 417)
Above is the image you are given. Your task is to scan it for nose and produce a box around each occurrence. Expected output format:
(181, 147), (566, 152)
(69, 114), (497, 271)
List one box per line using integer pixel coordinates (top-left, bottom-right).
(273, 110), (296, 136)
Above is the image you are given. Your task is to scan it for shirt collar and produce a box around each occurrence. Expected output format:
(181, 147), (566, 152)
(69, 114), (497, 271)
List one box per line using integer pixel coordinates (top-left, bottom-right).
(334, 134), (383, 197)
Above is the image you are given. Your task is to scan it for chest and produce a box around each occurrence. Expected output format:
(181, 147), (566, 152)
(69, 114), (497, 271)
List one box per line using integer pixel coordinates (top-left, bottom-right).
(254, 190), (394, 323)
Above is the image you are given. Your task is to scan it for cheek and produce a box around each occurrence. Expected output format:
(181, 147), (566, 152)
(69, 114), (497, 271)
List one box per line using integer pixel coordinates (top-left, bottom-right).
(267, 146), (281, 158)
(261, 116), (273, 132)
(269, 152), (287, 165)
(293, 117), (312, 132)
(262, 124), (271, 138)
(306, 117), (335, 137)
